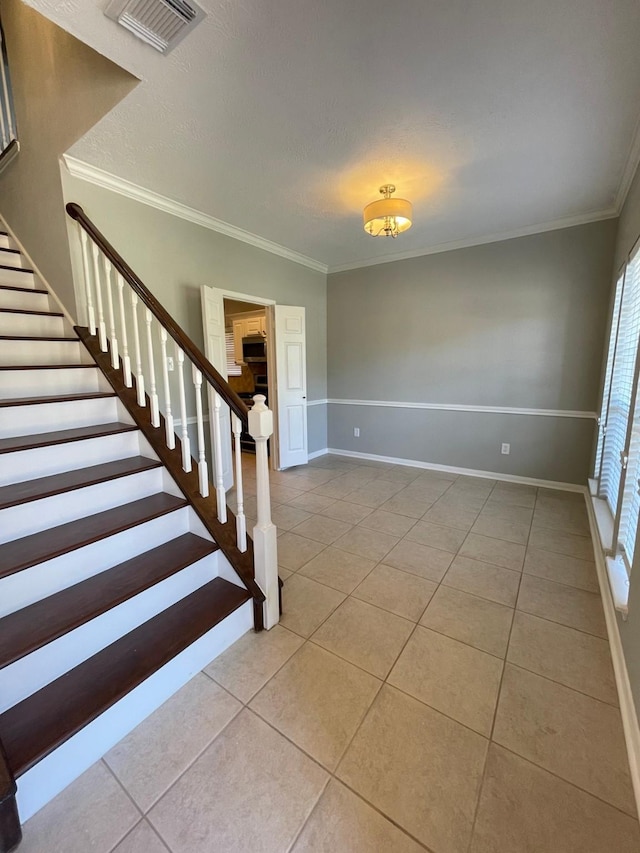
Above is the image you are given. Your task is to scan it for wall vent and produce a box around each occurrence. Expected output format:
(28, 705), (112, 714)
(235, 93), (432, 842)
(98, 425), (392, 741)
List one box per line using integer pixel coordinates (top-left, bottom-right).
(105, 0), (205, 54)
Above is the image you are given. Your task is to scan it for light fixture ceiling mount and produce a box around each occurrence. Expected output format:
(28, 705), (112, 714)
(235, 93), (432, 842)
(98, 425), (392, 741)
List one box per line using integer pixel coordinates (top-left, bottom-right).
(363, 184), (413, 238)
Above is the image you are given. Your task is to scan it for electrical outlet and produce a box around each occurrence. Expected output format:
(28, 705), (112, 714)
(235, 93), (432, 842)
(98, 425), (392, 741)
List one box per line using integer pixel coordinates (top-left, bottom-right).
(166, 357), (174, 371)
(354, 427), (360, 437)
(501, 443), (510, 455)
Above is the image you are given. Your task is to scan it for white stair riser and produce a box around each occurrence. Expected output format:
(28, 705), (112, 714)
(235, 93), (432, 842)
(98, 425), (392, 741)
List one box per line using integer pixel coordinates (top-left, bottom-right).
(0, 289), (50, 311)
(0, 396), (122, 439)
(0, 431), (145, 486)
(0, 366), (104, 398)
(15, 599), (252, 822)
(0, 235), (11, 250)
(0, 311), (65, 336)
(0, 268), (35, 287)
(0, 468), (164, 544)
(0, 551), (222, 712)
(0, 338), (89, 367)
(0, 506), (191, 616)
(0, 249), (27, 269)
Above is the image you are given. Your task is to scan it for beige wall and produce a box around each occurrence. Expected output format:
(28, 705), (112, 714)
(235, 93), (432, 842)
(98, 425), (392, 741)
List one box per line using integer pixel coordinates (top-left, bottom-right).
(327, 220), (617, 483)
(0, 0), (137, 312)
(61, 173), (328, 452)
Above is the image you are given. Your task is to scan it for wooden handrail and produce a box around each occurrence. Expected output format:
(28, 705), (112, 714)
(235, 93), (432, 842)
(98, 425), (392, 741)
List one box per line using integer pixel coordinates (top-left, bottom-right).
(66, 202), (250, 424)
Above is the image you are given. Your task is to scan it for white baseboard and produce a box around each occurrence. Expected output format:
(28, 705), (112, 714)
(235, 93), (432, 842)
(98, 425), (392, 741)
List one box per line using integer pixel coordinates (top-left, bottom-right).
(308, 447), (329, 460)
(324, 447), (585, 492)
(584, 496), (640, 819)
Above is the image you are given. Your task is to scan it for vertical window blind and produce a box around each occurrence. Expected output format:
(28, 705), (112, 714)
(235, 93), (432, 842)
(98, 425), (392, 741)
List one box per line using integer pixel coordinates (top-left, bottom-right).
(225, 330), (242, 377)
(595, 270), (625, 479)
(597, 243), (640, 570)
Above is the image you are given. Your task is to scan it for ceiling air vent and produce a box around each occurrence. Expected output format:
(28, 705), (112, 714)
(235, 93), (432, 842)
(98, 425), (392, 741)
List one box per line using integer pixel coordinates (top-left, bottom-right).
(105, 0), (205, 54)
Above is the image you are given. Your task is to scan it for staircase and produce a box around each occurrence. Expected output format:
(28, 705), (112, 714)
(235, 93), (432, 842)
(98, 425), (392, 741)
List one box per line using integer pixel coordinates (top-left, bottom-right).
(0, 226), (275, 850)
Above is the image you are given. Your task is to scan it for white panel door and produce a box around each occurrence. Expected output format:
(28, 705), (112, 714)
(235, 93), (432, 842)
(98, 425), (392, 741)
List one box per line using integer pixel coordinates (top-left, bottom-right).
(275, 305), (308, 469)
(200, 285), (233, 490)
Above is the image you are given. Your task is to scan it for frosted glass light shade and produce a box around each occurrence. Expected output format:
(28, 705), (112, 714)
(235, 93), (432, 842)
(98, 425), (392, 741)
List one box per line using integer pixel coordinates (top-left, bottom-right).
(363, 196), (413, 236)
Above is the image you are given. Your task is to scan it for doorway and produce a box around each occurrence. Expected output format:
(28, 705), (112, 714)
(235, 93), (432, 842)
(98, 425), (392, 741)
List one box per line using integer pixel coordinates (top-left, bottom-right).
(200, 285), (308, 476)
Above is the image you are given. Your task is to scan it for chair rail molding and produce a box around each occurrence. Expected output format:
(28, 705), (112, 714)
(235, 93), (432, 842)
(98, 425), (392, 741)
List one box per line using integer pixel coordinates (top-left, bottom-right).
(325, 398), (597, 419)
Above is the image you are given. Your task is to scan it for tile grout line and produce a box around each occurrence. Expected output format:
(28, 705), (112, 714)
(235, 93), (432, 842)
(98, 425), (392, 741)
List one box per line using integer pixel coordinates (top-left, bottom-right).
(462, 478), (532, 853)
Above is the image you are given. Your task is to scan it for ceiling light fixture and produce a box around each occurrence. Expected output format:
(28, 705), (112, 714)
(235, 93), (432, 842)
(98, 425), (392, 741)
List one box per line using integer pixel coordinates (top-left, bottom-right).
(363, 184), (413, 237)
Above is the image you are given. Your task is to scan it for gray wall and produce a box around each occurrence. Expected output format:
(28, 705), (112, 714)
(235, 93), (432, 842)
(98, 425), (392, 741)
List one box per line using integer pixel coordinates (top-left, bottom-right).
(327, 220), (617, 483)
(61, 174), (328, 453)
(0, 0), (137, 312)
(612, 161), (640, 721)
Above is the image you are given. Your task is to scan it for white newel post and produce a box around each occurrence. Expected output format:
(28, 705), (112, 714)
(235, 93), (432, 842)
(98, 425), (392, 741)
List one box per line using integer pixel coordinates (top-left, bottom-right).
(248, 395), (279, 629)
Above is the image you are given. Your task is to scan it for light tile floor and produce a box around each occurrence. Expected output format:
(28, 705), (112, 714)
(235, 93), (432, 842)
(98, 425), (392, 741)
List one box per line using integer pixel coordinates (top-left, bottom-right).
(19, 455), (640, 852)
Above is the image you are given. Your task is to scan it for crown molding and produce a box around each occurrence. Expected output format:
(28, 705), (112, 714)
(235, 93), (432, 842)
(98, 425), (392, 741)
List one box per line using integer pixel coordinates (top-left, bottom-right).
(614, 113), (640, 214)
(62, 155), (329, 275)
(328, 207), (619, 274)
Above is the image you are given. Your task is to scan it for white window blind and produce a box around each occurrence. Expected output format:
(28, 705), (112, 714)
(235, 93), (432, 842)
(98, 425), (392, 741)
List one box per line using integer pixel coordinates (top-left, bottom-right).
(595, 270), (625, 479)
(225, 330), (242, 377)
(616, 249), (640, 567)
(600, 250), (640, 516)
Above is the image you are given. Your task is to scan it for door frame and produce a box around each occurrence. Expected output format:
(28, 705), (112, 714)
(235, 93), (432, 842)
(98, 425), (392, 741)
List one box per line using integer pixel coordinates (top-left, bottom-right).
(214, 288), (282, 469)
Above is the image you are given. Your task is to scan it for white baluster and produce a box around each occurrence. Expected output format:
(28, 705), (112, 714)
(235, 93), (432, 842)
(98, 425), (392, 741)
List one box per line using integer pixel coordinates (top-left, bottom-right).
(103, 258), (119, 369)
(116, 273), (132, 387)
(176, 345), (191, 472)
(232, 412), (247, 551)
(78, 227), (96, 335)
(212, 391), (227, 523)
(145, 309), (160, 427)
(130, 292), (145, 407)
(193, 366), (209, 497)
(160, 328), (175, 449)
(91, 243), (107, 352)
(248, 395), (278, 629)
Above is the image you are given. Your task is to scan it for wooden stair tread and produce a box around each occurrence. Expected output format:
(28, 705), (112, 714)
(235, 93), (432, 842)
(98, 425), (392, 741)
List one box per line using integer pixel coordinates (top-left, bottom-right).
(0, 266), (29, 275)
(0, 308), (62, 316)
(0, 492), (187, 578)
(0, 456), (162, 510)
(0, 421), (137, 453)
(0, 391), (115, 408)
(0, 533), (219, 668)
(0, 335), (78, 341)
(0, 264), (33, 275)
(0, 284), (47, 295)
(0, 577), (250, 776)
(0, 363), (97, 371)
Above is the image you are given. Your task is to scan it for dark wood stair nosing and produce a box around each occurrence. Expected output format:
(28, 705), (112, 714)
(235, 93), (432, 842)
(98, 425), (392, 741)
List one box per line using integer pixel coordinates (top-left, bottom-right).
(1, 577), (251, 777)
(0, 532), (219, 669)
(0, 422), (139, 455)
(0, 335), (78, 342)
(0, 455), (163, 511)
(0, 264), (33, 275)
(0, 284), (47, 295)
(0, 391), (116, 408)
(0, 493), (188, 579)
(0, 363), (98, 371)
(0, 308), (62, 317)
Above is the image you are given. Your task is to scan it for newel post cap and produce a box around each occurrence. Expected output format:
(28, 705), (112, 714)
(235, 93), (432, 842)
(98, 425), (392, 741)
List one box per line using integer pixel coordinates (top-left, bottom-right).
(248, 395), (273, 439)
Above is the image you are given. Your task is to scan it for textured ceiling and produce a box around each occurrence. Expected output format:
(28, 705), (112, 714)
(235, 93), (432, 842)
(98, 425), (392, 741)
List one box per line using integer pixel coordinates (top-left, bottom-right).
(28, 0), (640, 270)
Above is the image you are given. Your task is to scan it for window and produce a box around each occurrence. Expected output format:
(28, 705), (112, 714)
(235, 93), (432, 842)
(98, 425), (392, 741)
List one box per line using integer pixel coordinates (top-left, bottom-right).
(225, 330), (242, 377)
(596, 242), (640, 575)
